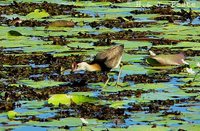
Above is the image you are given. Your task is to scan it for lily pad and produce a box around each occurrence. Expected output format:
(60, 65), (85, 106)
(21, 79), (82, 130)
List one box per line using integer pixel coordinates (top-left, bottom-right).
(7, 30), (22, 36)
(48, 94), (71, 106)
(48, 94), (97, 106)
(18, 80), (67, 89)
(7, 111), (18, 119)
(1, 0), (200, 130)
(26, 9), (50, 19)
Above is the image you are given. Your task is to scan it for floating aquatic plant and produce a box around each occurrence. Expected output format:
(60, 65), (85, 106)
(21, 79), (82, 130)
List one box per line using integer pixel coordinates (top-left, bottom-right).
(26, 9), (50, 19)
(7, 110), (18, 119)
(0, 0), (200, 130)
(7, 30), (22, 36)
(48, 94), (97, 106)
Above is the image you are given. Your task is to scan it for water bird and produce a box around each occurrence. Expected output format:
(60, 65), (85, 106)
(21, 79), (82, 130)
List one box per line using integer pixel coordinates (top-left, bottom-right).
(147, 50), (187, 66)
(72, 45), (124, 86)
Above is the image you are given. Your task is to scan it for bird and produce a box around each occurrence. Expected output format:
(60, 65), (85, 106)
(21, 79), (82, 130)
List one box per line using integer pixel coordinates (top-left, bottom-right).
(71, 45), (124, 86)
(147, 50), (187, 66)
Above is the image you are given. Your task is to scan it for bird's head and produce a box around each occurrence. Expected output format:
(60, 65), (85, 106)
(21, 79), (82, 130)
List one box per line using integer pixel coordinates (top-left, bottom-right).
(71, 62), (88, 72)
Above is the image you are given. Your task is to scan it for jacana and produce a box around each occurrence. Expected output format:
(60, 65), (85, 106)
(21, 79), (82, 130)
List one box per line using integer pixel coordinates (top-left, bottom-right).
(72, 45), (124, 86)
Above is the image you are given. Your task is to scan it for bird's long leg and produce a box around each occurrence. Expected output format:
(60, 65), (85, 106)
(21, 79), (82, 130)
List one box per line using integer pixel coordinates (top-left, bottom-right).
(114, 64), (123, 87)
(116, 66), (122, 86)
(103, 73), (110, 88)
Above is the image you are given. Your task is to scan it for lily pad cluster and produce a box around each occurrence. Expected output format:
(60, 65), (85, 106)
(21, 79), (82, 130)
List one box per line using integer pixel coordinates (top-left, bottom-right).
(0, 0), (200, 130)
(0, 1), (79, 15)
(131, 4), (199, 24)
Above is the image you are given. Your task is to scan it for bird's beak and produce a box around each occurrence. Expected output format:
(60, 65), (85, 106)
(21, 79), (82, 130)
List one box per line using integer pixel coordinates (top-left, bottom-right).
(71, 62), (77, 71)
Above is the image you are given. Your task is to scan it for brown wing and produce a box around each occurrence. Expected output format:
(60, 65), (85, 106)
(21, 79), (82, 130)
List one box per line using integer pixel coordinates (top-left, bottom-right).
(94, 45), (124, 68)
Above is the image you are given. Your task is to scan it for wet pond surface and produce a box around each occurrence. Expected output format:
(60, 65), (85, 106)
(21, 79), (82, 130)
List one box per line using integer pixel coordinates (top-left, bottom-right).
(0, 0), (200, 130)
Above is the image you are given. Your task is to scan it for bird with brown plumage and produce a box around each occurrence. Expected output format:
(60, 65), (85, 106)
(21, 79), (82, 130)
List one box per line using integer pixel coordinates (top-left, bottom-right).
(72, 45), (124, 86)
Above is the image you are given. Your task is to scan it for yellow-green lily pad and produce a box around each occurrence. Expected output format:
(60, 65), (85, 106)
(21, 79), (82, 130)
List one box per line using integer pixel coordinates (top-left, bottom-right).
(26, 9), (50, 19)
(7, 111), (18, 119)
(48, 94), (97, 106)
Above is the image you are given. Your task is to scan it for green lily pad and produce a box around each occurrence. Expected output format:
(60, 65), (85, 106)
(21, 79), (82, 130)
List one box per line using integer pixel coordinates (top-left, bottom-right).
(27, 117), (82, 127)
(196, 95), (200, 100)
(7, 30), (22, 36)
(48, 94), (97, 106)
(7, 111), (18, 119)
(26, 9), (50, 19)
(1, 0), (200, 130)
(74, 124), (170, 131)
(173, 124), (200, 131)
(109, 100), (130, 108)
(48, 94), (71, 106)
(27, 117), (104, 128)
(18, 80), (67, 89)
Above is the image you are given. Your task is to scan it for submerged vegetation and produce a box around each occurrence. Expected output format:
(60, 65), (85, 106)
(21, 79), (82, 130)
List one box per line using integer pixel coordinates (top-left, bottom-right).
(0, 0), (200, 130)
